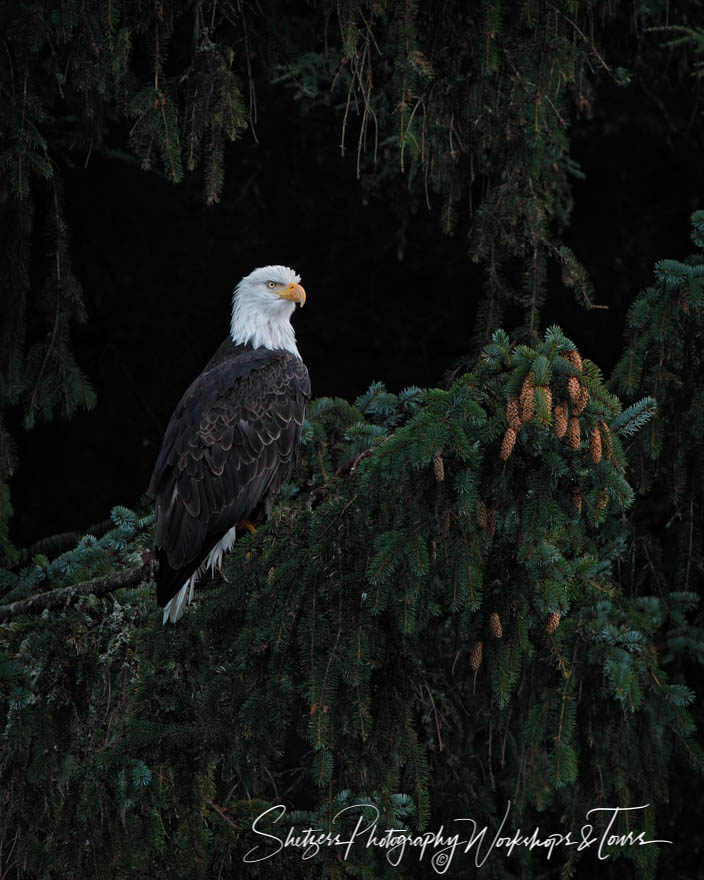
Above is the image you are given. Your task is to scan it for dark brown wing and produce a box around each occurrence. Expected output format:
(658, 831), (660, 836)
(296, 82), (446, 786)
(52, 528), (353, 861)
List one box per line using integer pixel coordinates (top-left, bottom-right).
(150, 340), (310, 606)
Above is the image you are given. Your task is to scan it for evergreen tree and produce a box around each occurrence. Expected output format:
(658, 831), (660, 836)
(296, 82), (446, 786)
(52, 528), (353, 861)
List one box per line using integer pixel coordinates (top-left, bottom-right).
(2, 3), (703, 876)
(0, 0), (250, 555)
(277, 0), (616, 341)
(612, 210), (704, 595)
(610, 211), (704, 862)
(1, 327), (699, 878)
(0, 0), (664, 555)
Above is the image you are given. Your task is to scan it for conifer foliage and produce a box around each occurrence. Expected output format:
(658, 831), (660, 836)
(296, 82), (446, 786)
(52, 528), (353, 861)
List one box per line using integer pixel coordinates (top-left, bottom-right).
(608, 214), (704, 858)
(1, 332), (699, 878)
(0, 0), (638, 555)
(613, 210), (704, 594)
(0, 0), (250, 551)
(1, 3), (704, 876)
(279, 0), (613, 342)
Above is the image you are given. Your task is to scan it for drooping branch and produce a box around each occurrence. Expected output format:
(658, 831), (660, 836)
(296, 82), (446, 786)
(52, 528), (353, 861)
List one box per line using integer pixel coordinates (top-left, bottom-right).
(0, 559), (156, 623)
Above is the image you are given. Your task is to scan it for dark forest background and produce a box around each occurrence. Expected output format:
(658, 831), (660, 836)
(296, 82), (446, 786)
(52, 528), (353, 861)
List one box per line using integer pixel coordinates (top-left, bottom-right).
(4, 0), (703, 548)
(2, 3), (704, 879)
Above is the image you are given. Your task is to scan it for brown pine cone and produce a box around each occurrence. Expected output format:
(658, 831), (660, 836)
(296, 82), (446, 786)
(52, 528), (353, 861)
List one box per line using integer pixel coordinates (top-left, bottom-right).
(573, 385), (589, 415)
(590, 427), (602, 463)
(488, 611), (503, 639)
(470, 640), (483, 670)
(500, 427), (517, 460)
(520, 374), (536, 423)
(546, 611), (561, 635)
(554, 401), (568, 438)
(433, 453), (445, 482)
(567, 375), (581, 405)
(563, 349), (583, 371)
(600, 421), (613, 458)
(506, 397), (522, 431)
(521, 395), (535, 423)
(567, 416), (581, 451)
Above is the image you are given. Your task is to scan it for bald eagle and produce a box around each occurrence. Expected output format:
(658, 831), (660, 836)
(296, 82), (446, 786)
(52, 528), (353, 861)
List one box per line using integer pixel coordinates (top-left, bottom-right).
(150, 265), (310, 623)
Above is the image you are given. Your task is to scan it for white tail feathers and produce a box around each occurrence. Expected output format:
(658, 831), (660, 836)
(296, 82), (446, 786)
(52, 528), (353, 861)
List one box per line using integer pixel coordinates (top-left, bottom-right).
(162, 575), (196, 624)
(161, 525), (239, 625)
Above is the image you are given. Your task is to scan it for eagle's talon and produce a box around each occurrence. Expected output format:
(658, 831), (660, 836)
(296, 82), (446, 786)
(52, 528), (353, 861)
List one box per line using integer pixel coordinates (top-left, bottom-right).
(237, 519), (257, 536)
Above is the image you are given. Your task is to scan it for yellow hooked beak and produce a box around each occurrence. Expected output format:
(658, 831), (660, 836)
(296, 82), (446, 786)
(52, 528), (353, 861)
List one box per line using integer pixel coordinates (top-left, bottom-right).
(277, 281), (306, 306)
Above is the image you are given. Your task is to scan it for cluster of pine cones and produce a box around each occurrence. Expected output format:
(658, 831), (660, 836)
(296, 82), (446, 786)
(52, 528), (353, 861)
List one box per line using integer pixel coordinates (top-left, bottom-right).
(500, 348), (612, 465)
(470, 609), (561, 670)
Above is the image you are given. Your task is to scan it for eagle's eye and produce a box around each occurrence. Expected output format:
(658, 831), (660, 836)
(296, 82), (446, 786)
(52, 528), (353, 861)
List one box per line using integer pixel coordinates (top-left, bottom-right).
(266, 280), (278, 289)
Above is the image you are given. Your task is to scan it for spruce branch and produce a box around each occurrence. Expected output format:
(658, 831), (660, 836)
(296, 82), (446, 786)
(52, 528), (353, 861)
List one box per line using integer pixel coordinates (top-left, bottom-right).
(11, 518), (114, 571)
(0, 559), (156, 623)
(307, 448), (376, 508)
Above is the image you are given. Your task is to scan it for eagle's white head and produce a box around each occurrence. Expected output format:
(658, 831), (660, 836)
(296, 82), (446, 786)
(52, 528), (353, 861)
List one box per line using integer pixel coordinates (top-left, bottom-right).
(230, 265), (306, 358)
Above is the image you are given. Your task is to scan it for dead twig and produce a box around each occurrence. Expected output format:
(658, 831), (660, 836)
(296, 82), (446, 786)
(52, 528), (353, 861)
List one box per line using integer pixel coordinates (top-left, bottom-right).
(205, 798), (243, 832)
